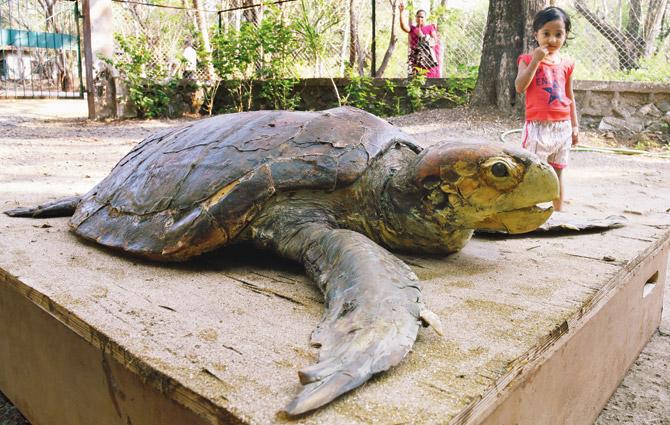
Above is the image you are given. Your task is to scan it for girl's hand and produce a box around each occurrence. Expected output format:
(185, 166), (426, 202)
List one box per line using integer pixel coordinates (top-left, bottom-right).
(399, 3), (404, 12)
(572, 127), (579, 146)
(532, 45), (549, 63)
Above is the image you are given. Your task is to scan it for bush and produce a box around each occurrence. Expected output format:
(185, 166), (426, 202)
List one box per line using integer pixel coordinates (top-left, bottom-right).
(211, 5), (301, 111)
(342, 67), (476, 117)
(105, 34), (186, 118)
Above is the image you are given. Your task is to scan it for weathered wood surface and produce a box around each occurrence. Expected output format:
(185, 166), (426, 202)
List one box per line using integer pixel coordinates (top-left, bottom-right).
(1, 126), (669, 424)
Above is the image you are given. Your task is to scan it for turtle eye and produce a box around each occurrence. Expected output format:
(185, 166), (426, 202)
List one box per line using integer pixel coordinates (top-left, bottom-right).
(491, 162), (509, 178)
(421, 175), (441, 190)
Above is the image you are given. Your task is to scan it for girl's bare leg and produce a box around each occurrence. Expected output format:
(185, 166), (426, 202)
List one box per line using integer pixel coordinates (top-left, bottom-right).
(553, 168), (564, 211)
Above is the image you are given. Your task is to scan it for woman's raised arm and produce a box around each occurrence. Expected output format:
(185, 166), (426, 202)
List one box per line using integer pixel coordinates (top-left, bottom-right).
(399, 3), (410, 33)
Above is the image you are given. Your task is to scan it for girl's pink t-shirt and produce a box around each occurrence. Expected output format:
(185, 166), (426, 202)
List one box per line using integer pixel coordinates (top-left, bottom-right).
(518, 54), (575, 121)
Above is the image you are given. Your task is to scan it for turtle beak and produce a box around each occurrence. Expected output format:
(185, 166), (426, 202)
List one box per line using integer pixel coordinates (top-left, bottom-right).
(477, 204), (554, 233)
(472, 161), (558, 234)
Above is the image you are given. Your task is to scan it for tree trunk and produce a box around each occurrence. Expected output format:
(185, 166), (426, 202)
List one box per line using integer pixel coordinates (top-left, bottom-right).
(340, 0), (351, 76)
(575, 1), (642, 70)
(470, 0), (547, 112)
(349, 0), (365, 75)
(192, 0), (215, 81)
(643, 0), (669, 56)
(349, 0), (357, 67)
(626, 0), (641, 37)
(575, 0), (666, 70)
(375, 0), (399, 77)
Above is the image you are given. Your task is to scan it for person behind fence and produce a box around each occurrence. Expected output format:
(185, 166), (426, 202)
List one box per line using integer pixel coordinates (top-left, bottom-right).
(515, 6), (579, 212)
(182, 39), (198, 80)
(398, 3), (441, 78)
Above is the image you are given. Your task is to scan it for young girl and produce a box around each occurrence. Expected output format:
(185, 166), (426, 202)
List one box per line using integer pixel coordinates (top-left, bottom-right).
(515, 7), (579, 211)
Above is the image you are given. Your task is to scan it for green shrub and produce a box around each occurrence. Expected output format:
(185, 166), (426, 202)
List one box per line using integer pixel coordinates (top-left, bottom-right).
(342, 72), (401, 117)
(105, 34), (184, 119)
(211, 5), (301, 111)
(342, 68), (475, 117)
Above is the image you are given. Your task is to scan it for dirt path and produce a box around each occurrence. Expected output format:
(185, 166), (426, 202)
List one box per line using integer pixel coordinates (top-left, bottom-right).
(0, 99), (668, 424)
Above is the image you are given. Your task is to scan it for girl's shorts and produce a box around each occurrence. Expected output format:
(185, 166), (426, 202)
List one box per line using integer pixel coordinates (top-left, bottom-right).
(522, 120), (572, 169)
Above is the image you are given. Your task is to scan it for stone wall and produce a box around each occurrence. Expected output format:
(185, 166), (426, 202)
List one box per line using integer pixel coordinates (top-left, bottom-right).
(211, 78), (669, 133)
(110, 77), (670, 132)
(573, 80), (670, 133)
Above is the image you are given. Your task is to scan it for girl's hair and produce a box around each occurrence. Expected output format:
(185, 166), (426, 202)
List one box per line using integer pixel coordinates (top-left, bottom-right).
(415, 9), (427, 17)
(533, 6), (571, 34)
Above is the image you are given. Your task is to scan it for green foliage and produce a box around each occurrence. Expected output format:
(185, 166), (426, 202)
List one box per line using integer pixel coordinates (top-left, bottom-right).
(342, 67), (476, 117)
(105, 34), (187, 119)
(443, 65), (478, 104)
(211, 5), (301, 111)
(406, 67), (476, 111)
(406, 73), (427, 111)
(633, 135), (665, 151)
(590, 54), (670, 83)
(292, 0), (342, 77)
(260, 78), (302, 110)
(342, 71), (401, 117)
(202, 80), (221, 116)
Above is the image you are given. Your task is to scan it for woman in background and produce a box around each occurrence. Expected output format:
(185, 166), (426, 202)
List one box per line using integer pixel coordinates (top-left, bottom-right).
(399, 3), (441, 78)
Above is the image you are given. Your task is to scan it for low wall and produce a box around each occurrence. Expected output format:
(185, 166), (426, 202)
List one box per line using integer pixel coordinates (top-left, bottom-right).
(211, 77), (461, 115)
(575, 80), (670, 116)
(108, 77), (670, 132)
(574, 80), (670, 132)
(211, 78), (669, 123)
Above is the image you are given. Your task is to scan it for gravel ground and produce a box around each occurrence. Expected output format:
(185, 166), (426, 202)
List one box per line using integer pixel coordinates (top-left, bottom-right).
(0, 100), (668, 425)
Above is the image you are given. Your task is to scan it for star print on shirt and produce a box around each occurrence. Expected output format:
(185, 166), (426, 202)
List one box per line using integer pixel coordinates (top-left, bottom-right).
(543, 81), (564, 104)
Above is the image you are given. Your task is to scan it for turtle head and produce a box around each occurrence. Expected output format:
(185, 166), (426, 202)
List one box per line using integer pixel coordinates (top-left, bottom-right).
(398, 141), (559, 235)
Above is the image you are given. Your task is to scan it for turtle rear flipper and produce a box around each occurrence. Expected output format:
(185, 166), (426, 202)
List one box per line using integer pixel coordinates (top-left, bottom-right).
(4, 196), (81, 218)
(279, 226), (441, 416)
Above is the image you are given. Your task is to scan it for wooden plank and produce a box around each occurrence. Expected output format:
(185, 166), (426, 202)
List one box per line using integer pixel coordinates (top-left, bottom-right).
(455, 237), (668, 425)
(0, 277), (236, 425)
(1, 127), (669, 424)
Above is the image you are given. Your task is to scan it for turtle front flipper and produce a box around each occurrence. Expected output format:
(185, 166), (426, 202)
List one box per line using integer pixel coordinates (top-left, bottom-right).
(535, 212), (627, 232)
(275, 224), (442, 416)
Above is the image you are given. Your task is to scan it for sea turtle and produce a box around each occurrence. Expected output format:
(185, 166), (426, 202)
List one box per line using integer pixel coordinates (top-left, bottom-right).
(5, 106), (559, 415)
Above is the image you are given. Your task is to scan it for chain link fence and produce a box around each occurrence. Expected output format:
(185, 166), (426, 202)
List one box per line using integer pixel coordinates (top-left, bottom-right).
(111, 0), (217, 82)
(563, 0), (670, 80)
(215, 1), (351, 78)
(110, 0), (670, 82)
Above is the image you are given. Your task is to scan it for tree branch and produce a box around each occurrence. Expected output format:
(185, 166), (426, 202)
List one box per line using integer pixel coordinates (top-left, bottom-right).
(375, 0), (399, 77)
(574, 1), (632, 48)
(574, 0), (643, 69)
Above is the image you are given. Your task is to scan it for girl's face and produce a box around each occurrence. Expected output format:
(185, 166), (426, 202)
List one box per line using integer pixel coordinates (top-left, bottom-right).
(415, 11), (426, 25)
(534, 19), (567, 53)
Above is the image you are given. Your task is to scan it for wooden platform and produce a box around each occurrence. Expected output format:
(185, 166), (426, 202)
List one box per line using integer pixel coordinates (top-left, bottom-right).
(1, 135), (669, 424)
